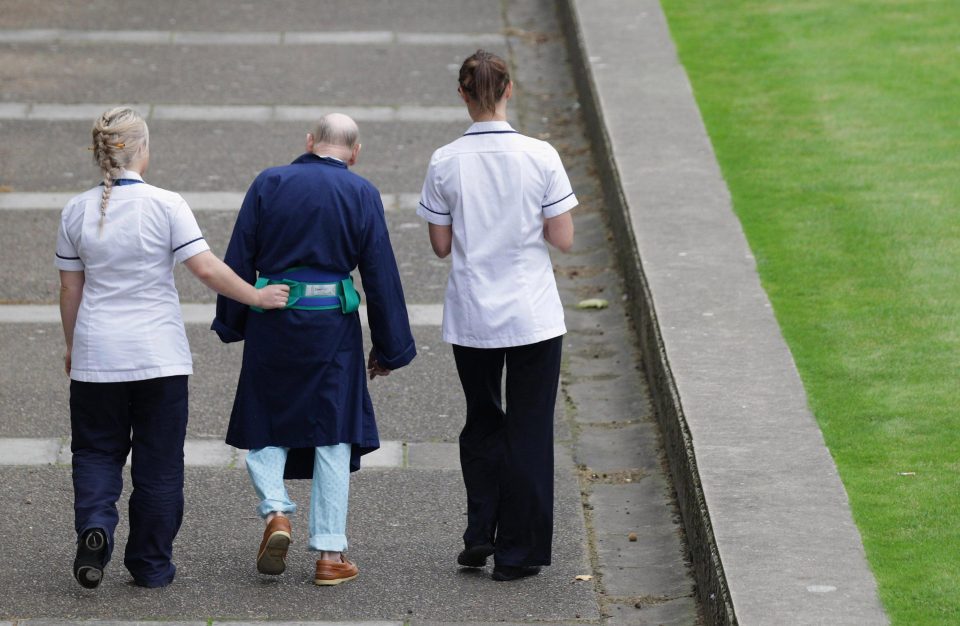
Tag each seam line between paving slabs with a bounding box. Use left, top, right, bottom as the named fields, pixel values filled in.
left=0, top=28, right=507, bottom=47
left=0, top=103, right=470, bottom=123
left=0, top=192, right=421, bottom=211
left=0, top=437, right=459, bottom=471
left=0, top=617, right=404, bottom=626
left=0, top=304, right=443, bottom=326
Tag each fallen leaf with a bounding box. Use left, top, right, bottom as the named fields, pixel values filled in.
left=576, top=298, right=609, bottom=310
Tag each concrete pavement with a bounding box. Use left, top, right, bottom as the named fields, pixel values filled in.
left=4, top=0, right=886, bottom=621
left=0, top=0, right=696, bottom=624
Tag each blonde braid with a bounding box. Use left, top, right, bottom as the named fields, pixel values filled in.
left=91, top=107, right=149, bottom=237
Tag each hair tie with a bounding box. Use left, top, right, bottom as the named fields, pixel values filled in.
left=87, top=143, right=125, bottom=150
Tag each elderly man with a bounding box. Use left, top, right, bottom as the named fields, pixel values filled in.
left=213, top=113, right=416, bottom=585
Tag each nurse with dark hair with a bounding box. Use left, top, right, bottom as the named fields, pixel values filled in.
left=418, top=50, right=577, bottom=582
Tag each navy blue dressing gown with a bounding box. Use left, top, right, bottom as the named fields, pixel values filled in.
left=212, top=153, right=416, bottom=477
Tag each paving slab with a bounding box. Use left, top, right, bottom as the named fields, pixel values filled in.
left=0, top=324, right=69, bottom=437
left=0, top=316, right=570, bottom=446
left=172, top=622, right=392, bottom=625
left=413, top=623, right=582, bottom=626
left=0, top=324, right=464, bottom=443
left=0, top=104, right=470, bottom=124
left=0, top=0, right=701, bottom=623
left=0, top=191, right=418, bottom=211
left=0, top=304, right=442, bottom=326
left=212, top=622, right=401, bottom=626
left=559, top=0, right=888, bottom=622
left=21, top=622, right=206, bottom=626
left=0, top=119, right=464, bottom=193
left=1, top=436, right=419, bottom=469
left=0, top=462, right=597, bottom=622
left=564, top=375, right=654, bottom=426
left=604, top=596, right=700, bottom=626
left=591, top=480, right=692, bottom=600
left=574, top=420, right=662, bottom=475
left=0, top=0, right=504, bottom=33
left=0, top=43, right=471, bottom=106
left=0, top=209, right=450, bottom=305
left=17, top=622, right=401, bottom=626
left=363, top=440, right=403, bottom=468
left=189, top=323, right=472, bottom=444
left=406, top=442, right=460, bottom=470
left=182, top=438, right=235, bottom=466
left=0, top=436, right=60, bottom=464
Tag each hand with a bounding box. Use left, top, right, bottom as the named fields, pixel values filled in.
left=64, top=350, right=71, bottom=376
left=367, top=348, right=391, bottom=380
left=257, top=284, right=290, bottom=309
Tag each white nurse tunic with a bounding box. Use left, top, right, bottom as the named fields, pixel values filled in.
left=418, top=121, right=578, bottom=348
left=54, top=170, right=210, bottom=382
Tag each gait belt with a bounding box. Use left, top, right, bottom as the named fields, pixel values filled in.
left=250, top=267, right=360, bottom=314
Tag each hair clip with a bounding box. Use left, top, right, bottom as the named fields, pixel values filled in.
left=87, top=143, right=125, bottom=150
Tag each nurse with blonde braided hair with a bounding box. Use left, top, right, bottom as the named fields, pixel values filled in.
left=90, top=109, right=145, bottom=236
left=56, top=106, right=289, bottom=589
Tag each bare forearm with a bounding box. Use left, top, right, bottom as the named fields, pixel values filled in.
left=544, top=212, right=574, bottom=253
left=184, top=251, right=261, bottom=306
left=59, top=292, right=81, bottom=349
left=58, top=272, right=84, bottom=350
left=184, top=250, right=289, bottom=309
left=199, top=267, right=261, bottom=306
left=428, top=223, right=452, bottom=258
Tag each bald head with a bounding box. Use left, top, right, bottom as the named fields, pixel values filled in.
left=312, top=113, right=359, bottom=148
left=306, top=113, right=361, bottom=165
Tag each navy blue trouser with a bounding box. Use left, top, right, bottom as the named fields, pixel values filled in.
left=452, top=336, right=563, bottom=567
left=70, top=375, right=188, bottom=587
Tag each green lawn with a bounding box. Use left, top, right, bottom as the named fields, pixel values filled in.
left=657, top=1, right=960, bottom=623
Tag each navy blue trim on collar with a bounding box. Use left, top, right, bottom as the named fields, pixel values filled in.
left=292, top=153, right=348, bottom=169
left=463, top=130, right=520, bottom=136
left=419, top=201, right=450, bottom=216
left=56, top=252, right=81, bottom=260
left=172, top=236, right=205, bottom=253
left=99, top=179, right=144, bottom=186
left=543, top=191, right=575, bottom=208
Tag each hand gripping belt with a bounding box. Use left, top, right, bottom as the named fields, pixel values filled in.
left=250, top=267, right=360, bottom=314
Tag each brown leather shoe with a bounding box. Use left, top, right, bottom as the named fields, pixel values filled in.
left=314, top=555, right=359, bottom=586
left=256, top=515, right=291, bottom=575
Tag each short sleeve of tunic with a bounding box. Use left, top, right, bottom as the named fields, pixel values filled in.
left=54, top=207, right=84, bottom=271
left=170, top=197, right=210, bottom=263
left=541, top=147, right=578, bottom=218
left=417, top=152, right=453, bottom=226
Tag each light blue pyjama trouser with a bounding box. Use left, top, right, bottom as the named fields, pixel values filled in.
left=245, top=444, right=351, bottom=552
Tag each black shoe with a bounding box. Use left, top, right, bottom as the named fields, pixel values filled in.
left=491, top=564, right=542, bottom=581
left=457, top=543, right=495, bottom=567
left=74, top=528, right=108, bottom=589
